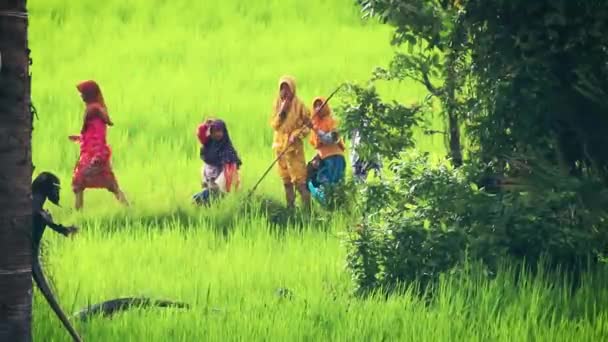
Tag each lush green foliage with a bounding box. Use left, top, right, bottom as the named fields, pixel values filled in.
left=338, top=84, right=425, bottom=161
left=357, top=0, right=467, bottom=166
left=341, top=0, right=608, bottom=295
left=464, top=0, right=608, bottom=175
left=346, top=153, right=608, bottom=295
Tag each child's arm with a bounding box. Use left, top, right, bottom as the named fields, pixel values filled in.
left=271, top=99, right=288, bottom=130
left=271, top=114, right=283, bottom=130
left=197, top=123, right=211, bottom=145
left=68, top=135, right=81, bottom=143
left=289, top=107, right=311, bottom=142
left=40, top=210, right=78, bottom=237
left=299, top=107, right=311, bottom=136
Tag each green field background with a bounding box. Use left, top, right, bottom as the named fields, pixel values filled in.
left=27, top=0, right=608, bottom=340
left=30, top=0, right=435, bottom=217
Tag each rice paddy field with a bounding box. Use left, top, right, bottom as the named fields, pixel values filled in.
left=28, top=0, right=608, bottom=340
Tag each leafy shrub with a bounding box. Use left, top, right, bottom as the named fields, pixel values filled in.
left=345, top=152, right=608, bottom=296
left=340, top=0, right=608, bottom=298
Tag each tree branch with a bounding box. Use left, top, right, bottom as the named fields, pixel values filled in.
left=422, top=70, right=442, bottom=96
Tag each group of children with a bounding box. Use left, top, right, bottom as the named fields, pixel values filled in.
left=194, top=75, right=381, bottom=209
left=65, top=77, right=380, bottom=211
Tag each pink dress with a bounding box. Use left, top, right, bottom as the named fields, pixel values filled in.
left=71, top=107, right=118, bottom=193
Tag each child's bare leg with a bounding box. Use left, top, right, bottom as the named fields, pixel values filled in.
left=74, top=191, right=84, bottom=211
left=284, top=183, right=296, bottom=209
left=296, top=182, right=311, bottom=210
left=115, top=189, right=129, bottom=206
left=109, top=183, right=129, bottom=206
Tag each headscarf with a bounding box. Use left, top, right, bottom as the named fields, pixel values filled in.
left=77, top=80, right=106, bottom=107
left=271, top=75, right=310, bottom=135
left=77, top=80, right=112, bottom=131
left=309, top=96, right=344, bottom=150
left=278, top=75, right=297, bottom=98
left=311, top=96, right=335, bottom=129
left=200, top=119, right=242, bottom=168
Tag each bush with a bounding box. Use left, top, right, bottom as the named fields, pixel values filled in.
left=340, top=0, right=608, bottom=298
left=345, top=152, right=608, bottom=296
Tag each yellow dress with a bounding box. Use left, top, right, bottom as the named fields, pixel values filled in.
left=270, top=76, right=311, bottom=185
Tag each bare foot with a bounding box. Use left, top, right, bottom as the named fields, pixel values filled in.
left=74, top=192, right=84, bottom=211
left=115, top=190, right=130, bottom=207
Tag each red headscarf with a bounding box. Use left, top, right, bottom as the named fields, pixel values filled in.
left=77, top=80, right=112, bottom=127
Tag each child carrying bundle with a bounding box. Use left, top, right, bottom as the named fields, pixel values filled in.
left=306, top=97, right=346, bottom=205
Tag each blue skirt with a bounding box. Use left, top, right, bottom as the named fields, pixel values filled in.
left=307, top=155, right=346, bottom=204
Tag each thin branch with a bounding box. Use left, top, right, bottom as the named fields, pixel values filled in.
left=422, top=70, right=442, bottom=96
left=424, top=129, right=447, bottom=136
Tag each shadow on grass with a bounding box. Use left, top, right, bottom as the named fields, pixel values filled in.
left=76, top=194, right=347, bottom=238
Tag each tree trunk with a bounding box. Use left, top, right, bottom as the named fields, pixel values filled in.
left=443, top=16, right=465, bottom=168
left=0, top=0, right=34, bottom=341
left=444, top=57, right=463, bottom=168
left=447, top=113, right=463, bottom=167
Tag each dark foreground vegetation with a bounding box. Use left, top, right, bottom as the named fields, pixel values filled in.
left=340, top=0, right=608, bottom=295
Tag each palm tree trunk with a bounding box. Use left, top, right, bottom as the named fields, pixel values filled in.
left=0, top=0, right=34, bottom=341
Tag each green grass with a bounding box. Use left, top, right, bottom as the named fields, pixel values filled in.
left=30, top=0, right=438, bottom=216
left=35, top=219, right=608, bottom=341
left=28, top=0, right=608, bottom=340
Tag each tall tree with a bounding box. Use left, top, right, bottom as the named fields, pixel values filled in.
left=0, top=0, right=34, bottom=341
left=343, top=0, right=608, bottom=296
left=357, top=0, right=466, bottom=167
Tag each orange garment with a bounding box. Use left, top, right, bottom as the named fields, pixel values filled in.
left=223, top=163, right=240, bottom=192
left=309, top=97, right=345, bottom=159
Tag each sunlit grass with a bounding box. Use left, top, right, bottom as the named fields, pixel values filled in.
left=36, top=219, right=608, bottom=340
